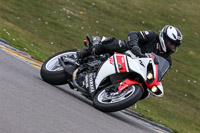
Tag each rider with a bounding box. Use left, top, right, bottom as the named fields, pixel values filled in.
left=77, top=25, right=183, bottom=66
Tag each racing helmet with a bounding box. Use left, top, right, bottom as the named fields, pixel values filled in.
left=159, top=25, right=183, bottom=54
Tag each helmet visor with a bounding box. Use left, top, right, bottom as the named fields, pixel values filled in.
left=165, top=36, right=181, bottom=53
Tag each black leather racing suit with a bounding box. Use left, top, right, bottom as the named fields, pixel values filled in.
left=128, top=30, right=172, bottom=65
left=93, top=30, right=172, bottom=66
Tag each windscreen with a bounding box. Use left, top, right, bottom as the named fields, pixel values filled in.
left=152, top=53, right=170, bottom=81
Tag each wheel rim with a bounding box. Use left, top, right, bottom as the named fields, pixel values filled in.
left=45, top=52, right=76, bottom=71
left=97, top=85, right=136, bottom=104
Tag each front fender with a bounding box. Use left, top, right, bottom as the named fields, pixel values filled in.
left=118, top=79, right=144, bottom=92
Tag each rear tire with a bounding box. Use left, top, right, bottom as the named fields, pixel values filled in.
left=40, top=50, right=77, bottom=85
left=93, top=85, right=143, bottom=112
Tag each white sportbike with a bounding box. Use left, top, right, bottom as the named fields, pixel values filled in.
left=40, top=36, right=170, bottom=112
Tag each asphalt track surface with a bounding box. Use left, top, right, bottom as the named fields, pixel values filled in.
left=0, top=49, right=158, bottom=133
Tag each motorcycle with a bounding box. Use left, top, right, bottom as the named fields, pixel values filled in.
left=40, top=35, right=170, bottom=112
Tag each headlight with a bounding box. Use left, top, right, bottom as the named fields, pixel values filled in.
left=151, top=86, right=158, bottom=93
left=147, top=73, right=153, bottom=80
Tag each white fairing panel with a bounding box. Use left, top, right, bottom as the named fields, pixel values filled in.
left=95, top=57, right=116, bottom=89
left=127, top=56, right=152, bottom=80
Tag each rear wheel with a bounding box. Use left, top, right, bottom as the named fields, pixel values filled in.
left=40, top=50, right=77, bottom=85
left=93, top=85, right=143, bottom=112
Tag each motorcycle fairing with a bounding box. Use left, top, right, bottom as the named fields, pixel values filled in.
left=94, top=52, right=164, bottom=98
left=145, top=54, right=164, bottom=97
left=95, top=52, right=150, bottom=89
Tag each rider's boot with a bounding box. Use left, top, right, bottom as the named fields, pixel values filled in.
left=76, top=45, right=100, bottom=59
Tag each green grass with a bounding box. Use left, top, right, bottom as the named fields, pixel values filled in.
left=0, top=0, right=200, bottom=132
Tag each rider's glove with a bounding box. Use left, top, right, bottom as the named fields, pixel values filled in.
left=131, top=46, right=142, bottom=57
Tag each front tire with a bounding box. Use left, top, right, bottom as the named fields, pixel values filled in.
left=93, top=85, right=143, bottom=112
left=40, top=50, right=77, bottom=85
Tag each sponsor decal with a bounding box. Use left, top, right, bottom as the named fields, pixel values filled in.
left=88, top=73, right=95, bottom=93
left=115, top=53, right=128, bottom=73
left=109, top=57, right=114, bottom=65
left=139, top=60, right=145, bottom=67
left=85, top=74, right=89, bottom=88
left=118, top=84, right=129, bottom=92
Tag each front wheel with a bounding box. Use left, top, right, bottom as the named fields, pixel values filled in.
left=40, top=50, right=77, bottom=85
left=93, top=85, right=143, bottom=112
